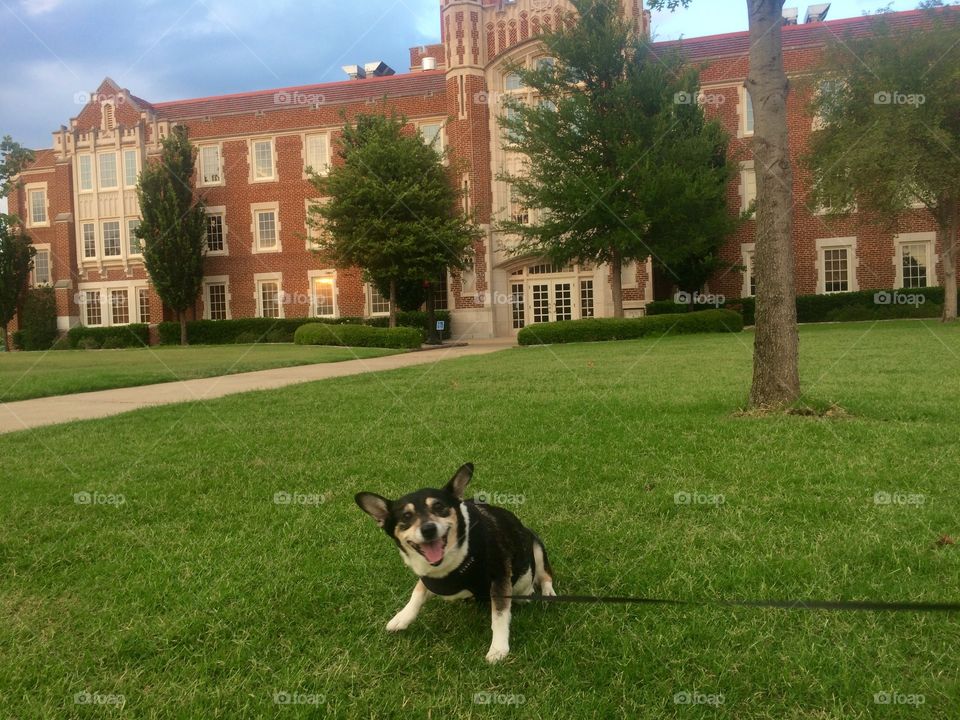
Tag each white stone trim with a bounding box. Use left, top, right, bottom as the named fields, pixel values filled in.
left=202, top=275, right=232, bottom=320
left=301, top=132, right=331, bottom=178
left=739, top=161, right=756, bottom=212
left=24, top=182, right=50, bottom=228
left=30, top=243, right=52, bottom=286
left=740, top=242, right=756, bottom=297
left=253, top=272, right=284, bottom=319
left=307, top=269, right=338, bottom=318
left=738, top=85, right=754, bottom=138
left=248, top=137, right=277, bottom=183
left=250, top=202, right=281, bottom=254
left=205, top=205, right=229, bottom=256
left=197, top=143, right=225, bottom=187
left=815, top=236, right=859, bottom=294
left=893, top=231, right=938, bottom=289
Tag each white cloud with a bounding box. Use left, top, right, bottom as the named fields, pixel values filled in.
left=19, top=0, right=63, bottom=17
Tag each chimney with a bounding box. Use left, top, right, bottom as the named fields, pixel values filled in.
left=804, top=3, right=831, bottom=23
left=363, top=61, right=396, bottom=78
left=423, top=56, right=437, bottom=71
left=782, top=7, right=799, bottom=25
left=342, top=64, right=366, bottom=80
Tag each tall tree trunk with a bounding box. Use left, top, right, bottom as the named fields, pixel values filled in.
left=940, top=198, right=959, bottom=322
left=179, top=310, right=188, bottom=346
left=424, top=278, right=441, bottom=345
left=610, top=248, right=624, bottom=318
left=747, top=0, right=801, bottom=409
left=389, top=279, right=397, bottom=329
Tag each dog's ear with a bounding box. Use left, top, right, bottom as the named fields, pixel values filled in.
left=355, top=492, right=392, bottom=527
left=444, top=463, right=474, bottom=501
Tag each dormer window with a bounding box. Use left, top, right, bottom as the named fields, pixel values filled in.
left=102, top=102, right=116, bottom=131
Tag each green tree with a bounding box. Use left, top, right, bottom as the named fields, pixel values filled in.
left=498, top=0, right=736, bottom=318
left=650, top=0, right=800, bottom=409
left=806, top=5, right=960, bottom=321
left=136, top=125, right=207, bottom=345
left=0, top=216, right=35, bottom=351
left=1, top=135, right=35, bottom=224
left=310, top=111, right=475, bottom=336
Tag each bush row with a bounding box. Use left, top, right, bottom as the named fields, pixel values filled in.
left=294, top=323, right=423, bottom=349
left=12, top=287, right=59, bottom=351
left=157, top=310, right=451, bottom=345
left=517, top=309, right=743, bottom=346
left=66, top=324, right=150, bottom=350
left=647, top=287, right=953, bottom=325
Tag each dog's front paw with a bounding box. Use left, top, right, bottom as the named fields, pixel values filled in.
left=386, top=611, right=416, bottom=632
left=541, top=581, right=557, bottom=598
left=485, top=644, right=510, bottom=663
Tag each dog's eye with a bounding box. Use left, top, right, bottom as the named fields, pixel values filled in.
left=400, top=511, right=414, bottom=523
left=432, top=503, right=447, bottom=514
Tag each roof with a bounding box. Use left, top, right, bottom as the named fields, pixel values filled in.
left=651, top=8, right=951, bottom=62
left=22, top=149, right=57, bottom=170
left=151, top=70, right=447, bottom=120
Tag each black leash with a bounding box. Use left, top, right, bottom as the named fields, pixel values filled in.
left=482, top=594, right=960, bottom=613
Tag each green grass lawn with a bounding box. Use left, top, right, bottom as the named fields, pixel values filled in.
left=1, top=320, right=958, bottom=719
left=0, top=344, right=401, bottom=402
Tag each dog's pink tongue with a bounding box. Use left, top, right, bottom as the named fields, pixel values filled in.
left=421, top=540, right=445, bottom=564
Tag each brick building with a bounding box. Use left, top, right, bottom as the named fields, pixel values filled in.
left=5, top=1, right=948, bottom=341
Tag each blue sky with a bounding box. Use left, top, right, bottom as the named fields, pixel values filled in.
left=0, top=0, right=924, bottom=150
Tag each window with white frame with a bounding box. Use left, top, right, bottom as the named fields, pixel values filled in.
left=82, top=223, right=97, bottom=258
left=252, top=139, right=275, bottom=181
left=742, top=87, right=755, bottom=136
left=580, top=279, right=594, bottom=318
left=127, top=219, right=142, bottom=255
left=205, top=280, right=229, bottom=320
left=111, top=289, right=130, bottom=325
left=138, top=288, right=151, bottom=323
left=896, top=234, right=934, bottom=289
left=741, top=244, right=756, bottom=297
left=305, top=199, right=327, bottom=248
left=432, top=273, right=449, bottom=311
left=102, top=221, right=122, bottom=257
left=206, top=212, right=226, bottom=254
left=84, top=291, right=102, bottom=325
left=367, top=284, right=390, bottom=315
left=509, top=185, right=529, bottom=224
left=27, top=187, right=47, bottom=226
left=78, top=154, right=93, bottom=191
left=311, top=273, right=337, bottom=317
left=32, top=248, right=51, bottom=286
left=199, top=145, right=222, bottom=185
left=123, top=149, right=138, bottom=188
left=256, top=277, right=282, bottom=318
left=304, top=134, right=330, bottom=176
left=741, top=164, right=757, bottom=211
left=253, top=206, right=279, bottom=252
left=817, top=238, right=857, bottom=294
left=98, top=152, right=118, bottom=189
left=419, top=122, right=443, bottom=150
left=505, top=72, right=524, bottom=91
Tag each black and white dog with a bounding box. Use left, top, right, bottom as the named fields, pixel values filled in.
left=355, top=463, right=555, bottom=663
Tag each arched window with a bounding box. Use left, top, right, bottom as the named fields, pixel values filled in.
left=102, top=103, right=116, bottom=131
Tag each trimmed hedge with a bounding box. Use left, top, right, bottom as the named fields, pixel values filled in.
left=647, top=287, right=952, bottom=326
left=67, top=324, right=150, bottom=349
left=294, top=323, right=423, bottom=349
left=14, top=287, right=59, bottom=351
left=367, top=310, right=452, bottom=340
left=517, top=309, right=743, bottom=346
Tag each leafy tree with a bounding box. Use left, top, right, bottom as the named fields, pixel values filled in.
left=1, top=135, right=34, bottom=224
left=136, top=125, right=207, bottom=345
left=0, top=216, right=35, bottom=351
left=310, top=111, right=475, bottom=337
left=806, top=5, right=960, bottom=320
left=498, top=0, right=736, bottom=319
left=650, top=0, right=800, bottom=409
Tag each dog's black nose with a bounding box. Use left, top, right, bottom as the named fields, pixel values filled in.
left=421, top=522, right=438, bottom=540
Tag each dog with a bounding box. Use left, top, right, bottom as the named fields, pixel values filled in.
left=355, top=463, right=555, bottom=663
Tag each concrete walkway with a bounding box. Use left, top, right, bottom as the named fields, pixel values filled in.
left=0, top=340, right=514, bottom=435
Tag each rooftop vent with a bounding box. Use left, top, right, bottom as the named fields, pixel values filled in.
left=364, top=61, right=395, bottom=78
left=805, top=3, right=831, bottom=23
left=422, top=56, right=437, bottom=71
left=342, top=64, right=366, bottom=80
left=782, top=7, right=799, bottom=25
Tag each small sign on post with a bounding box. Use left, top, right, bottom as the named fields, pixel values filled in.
left=436, top=320, right=446, bottom=332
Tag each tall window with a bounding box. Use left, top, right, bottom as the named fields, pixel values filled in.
left=510, top=186, right=529, bottom=224
left=99, top=153, right=118, bottom=189
left=32, top=250, right=51, bottom=286
left=82, top=223, right=97, bottom=258
left=255, top=209, right=278, bottom=251
left=304, top=134, right=329, bottom=175
left=312, top=276, right=336, bottom=317
left=745, top=250, right=756, bottom=297
left=200, top=145, right=222, bottom=185
left=28, top=188, right=47, bottom=226
left=743, top=89, right=755, bottom=135
left=207, top=283, right=228, bottom=320
left=111, top=290, right=129, bottom=325
left=206, top=214, right=225, bottom=253
left=123, top=149, right=138, bottom=188
left=511, top=282, right=525, bottom=329
left=419, top=122, right=443, bottom=150
left=102, top=221, right=122, bottom=257
left=580, top=279, right=594, bottom=318
left=901, top=243, right=929, bottom=289
left=258, top=280, right=281, bottom=318
left=505, top=72, right=524, bottom=91
left=432, top=274, right=449, bottom=311
left=78, top=154, right=93, bottom=191
left=138, top=288, right=151, bottom=323
left=368, top=285, right=390, bottom=315
left=742, top=166, right=757, bottom=209
left=253, top=140, right=274, bottom=180
left=85, top=291, right=102, bottom=326
left=127, top=219, right=142, bottom=255
left=823, top=248, right=850, bottom=293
